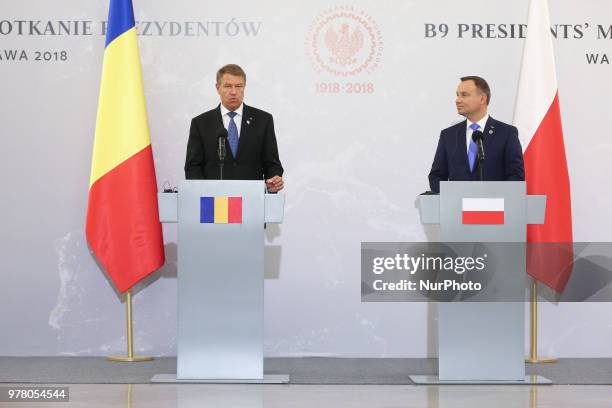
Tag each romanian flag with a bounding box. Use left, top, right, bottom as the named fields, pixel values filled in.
left=200, top=197, right=243, bottom=224
left=462, top=198, right=505, bottom=225
left=85, top=0, right=165, bottom=293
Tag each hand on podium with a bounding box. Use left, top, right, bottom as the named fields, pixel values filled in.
left=266, top=176, right=284, bottom=193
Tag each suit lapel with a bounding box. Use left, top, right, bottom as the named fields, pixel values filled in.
left=456, top=120, right=470, bottom=173
left=236, top=104, right=252, bottom=159
left=214, top=104, right=224, bottom=132
left=214, top=104, right=234, bottom=161
left=214, top=104, right=232, bottom=160
left=482, top=116, right=495, bottom=152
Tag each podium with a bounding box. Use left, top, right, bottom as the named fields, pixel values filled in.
left=412, top=181, right=551, bottom=384
left=151, top=180, right=288, bottom=383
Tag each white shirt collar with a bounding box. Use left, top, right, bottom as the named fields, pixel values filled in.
left=465, top=113, right=489, bottom=153
left=220, top=103, right=244, bottom=118
left=467, top=113, right=489, bottom=132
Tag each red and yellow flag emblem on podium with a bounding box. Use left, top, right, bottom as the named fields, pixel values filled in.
left=86, top=0, right=165, bottom=293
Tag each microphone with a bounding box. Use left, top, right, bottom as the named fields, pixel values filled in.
left=217, top=127, right=228, bottom=161
left=217, top=127, right=228, bottom=180
left=472, top=130, right=485, bottom=162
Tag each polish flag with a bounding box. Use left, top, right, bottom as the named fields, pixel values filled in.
left=513, top=0, right=573, bottom=292
left=462, top=198, right=505, bottom=225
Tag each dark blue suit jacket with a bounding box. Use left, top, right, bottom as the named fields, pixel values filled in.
left=428, top=116, right=525, bottom=193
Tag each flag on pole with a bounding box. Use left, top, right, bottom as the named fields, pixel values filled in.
left=513, top=0, right=573, bottom=292
left=86, top=0, right=165, bottom=293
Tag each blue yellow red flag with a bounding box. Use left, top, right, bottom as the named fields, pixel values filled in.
left=86, top=0, right=165, bottom=293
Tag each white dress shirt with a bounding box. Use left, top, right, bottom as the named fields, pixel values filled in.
left=466, top=114, right=489, bottom=154
left=220, top=103, right=244, bottom=137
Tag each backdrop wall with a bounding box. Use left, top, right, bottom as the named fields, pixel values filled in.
left=1, top=0, right=611, bottom=357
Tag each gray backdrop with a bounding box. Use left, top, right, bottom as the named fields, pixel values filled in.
left=1, top=0, right=611, bottom=357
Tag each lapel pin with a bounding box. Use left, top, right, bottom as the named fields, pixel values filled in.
left=489, top=129, right=493, bottom=134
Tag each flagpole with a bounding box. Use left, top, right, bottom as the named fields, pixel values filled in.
left=529, top=383, right=537, bottom=408
left=108, top=289, right=153, bottom=362
left=526, top=279, right=557, bottom=364
left=125, top=384, right=133, bottom=408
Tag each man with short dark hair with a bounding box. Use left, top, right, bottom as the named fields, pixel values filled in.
left=428, top=76, right=524, bottom=193
left=185, top=64, right=284, bottom=192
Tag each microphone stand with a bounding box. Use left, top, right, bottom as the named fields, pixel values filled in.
left=477, top=149, right=484, bottom=181
left=218, top=136, right=226, bottom=180
left=472, top=131, right=485, bottom=182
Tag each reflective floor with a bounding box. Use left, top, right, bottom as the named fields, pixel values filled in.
left=3, top=384, right=612, bottom=408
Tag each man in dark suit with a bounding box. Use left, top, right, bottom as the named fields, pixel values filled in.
left=185, top=64, right=284, bottom=192
left=428, top=76, right=524, bottom=193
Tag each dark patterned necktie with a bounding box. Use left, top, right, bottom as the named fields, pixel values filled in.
left=227, top=111, right=239, bottom=158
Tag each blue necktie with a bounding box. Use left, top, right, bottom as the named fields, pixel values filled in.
left=468, top=123, right=480, bottom=172
left=227, top=111, right=239, bottom=158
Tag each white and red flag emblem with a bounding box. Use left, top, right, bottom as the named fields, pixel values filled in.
left=462, top=198, right=505, bottom=225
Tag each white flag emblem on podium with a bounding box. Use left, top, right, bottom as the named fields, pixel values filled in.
left=462, top=198, right=505, bottom=225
